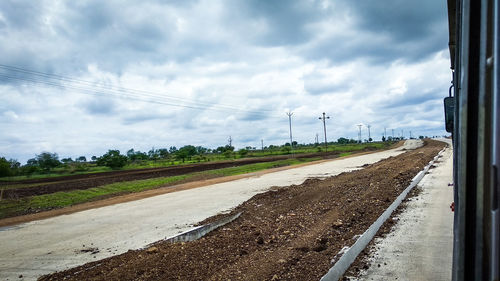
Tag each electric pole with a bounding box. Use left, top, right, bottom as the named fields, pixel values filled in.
left=357, top=124, right=363, bottom=143
left=286, top=112, right=293, bottom=149
left=228, top=136, right=232, bottom=147
left=315, top=133, right=319, bottom=145
left=319, top=112, right=330, bottom=152
left=367, top=124, right=371, bottom=142
left=392, top=129, right=395, bottom=139
left=261, top=139, right=264, bottom=151
left=384, top=127, right=387, bottom=139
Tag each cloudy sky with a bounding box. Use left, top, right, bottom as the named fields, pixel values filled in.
left=0, top=0, right=450, bottom=163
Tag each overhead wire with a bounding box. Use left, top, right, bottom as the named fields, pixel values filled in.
left=0, top=63, right=271, bottom=112
left=0, top=64, right=282, bottom=118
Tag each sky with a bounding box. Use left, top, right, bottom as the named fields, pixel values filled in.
left=0, top=0, right=451, bottom=164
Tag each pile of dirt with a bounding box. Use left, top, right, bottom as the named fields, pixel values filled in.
left=40, top=140, right=444, bottom=281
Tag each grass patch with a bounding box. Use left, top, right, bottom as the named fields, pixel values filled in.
left=339, top=152, right=352, bottom=157
left=0, top=175, right=189, bottom=219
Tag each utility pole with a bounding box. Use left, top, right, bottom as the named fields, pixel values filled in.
left=357, top=124, right=363, bottom=143
left=319, top=112, right=330, bottom=152
left=384, top=127, right=387, bottom=139
left=286, top=112, right=293, bottom=149
left=410, top=131, right=412, bottom=139
left=261, top=139, right=264, bottom=151
left=392, top=129, right=395, bottom=139
left=367, top=124, right=371, bottom=142
left=228, top=136, right=232, bottom=147
left=315, top=133, right=319, bottom=145
left=401, top=129, right=404, bottom=139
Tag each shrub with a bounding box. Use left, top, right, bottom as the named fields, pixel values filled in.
left=97, top=150, right=128, bottom=169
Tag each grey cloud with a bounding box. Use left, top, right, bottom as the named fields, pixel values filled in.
left=224, top=0, right=325, bottom=46
left=83, top=98, right=115, bottom=115
left=348, top=0, right=447, bottom=42
left=300, top=0, right=448, bottom=65
left=0, top=1, right=44, bottom=29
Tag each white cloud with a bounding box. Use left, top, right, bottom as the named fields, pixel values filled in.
left=0, top=0, right=451, bottom=163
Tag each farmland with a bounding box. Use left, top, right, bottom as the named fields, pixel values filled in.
left=0, top=142, right=394, bottom=221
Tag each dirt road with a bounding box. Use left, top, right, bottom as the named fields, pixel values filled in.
left=0, top=140, right=423, bottom=281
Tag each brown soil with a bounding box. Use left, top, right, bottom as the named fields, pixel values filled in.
left=1, top=149, right=383, bottom=199
left=342, top=187, right=423, bottom=279
left=40, top=140, right=444, bottom=281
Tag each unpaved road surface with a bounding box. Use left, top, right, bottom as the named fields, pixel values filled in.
left=0, top=140, right=423, bottom=281
left=40, top=140, right=445, bottom=281
left=354, top=139, right=453, bottom=280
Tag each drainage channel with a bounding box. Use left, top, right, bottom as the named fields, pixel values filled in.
left=144, top=211, right=242, bottom=248
left=320, top=147, right=447, bottom=281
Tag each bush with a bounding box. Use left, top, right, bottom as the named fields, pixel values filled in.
left=97, top=150, right=128, bottom=169
left=281, top=146, right=291, bottom=154
left=238, top=149, right=249, bottom=157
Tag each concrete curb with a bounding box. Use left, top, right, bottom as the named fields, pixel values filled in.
left=320, top=147, right=447, bottom=281
left=145, top=212, right=242, bottom=247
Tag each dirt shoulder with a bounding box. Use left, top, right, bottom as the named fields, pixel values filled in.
left=40, top=140, right=445, bottom=281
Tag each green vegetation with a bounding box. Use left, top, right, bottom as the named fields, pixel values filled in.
left=0, top=158, right=320, bottom=219
left=0, top=140, right=396, bottom=181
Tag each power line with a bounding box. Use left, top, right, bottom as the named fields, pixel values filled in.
left=0, top=64, right=276, bottom=112
left=0, top=64, right=280, bottom=117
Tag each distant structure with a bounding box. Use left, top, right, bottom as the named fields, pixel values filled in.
left=286, top=112, right=293, bottom=149
left=367, top=124, right=372, bottom=142
left=357, top=124, right=363, bottom=143
left=319, top=113, right=330, bottom=152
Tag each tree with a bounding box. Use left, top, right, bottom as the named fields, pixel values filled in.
left=195, top=146, right=209, bottom=155
left=382, top=136, right=386, bottom=142
left=61, top=157, right=74, bottom=164
left=157, top=148, right=169, bottom=159
left=76, top=156, right=87, bottom=162
left=281, top=146, right=291, bottom=154
left=91, top=156, right=98, bottom=161
left=238, top=149, right=249, bottom=157
left=337, top=137, right=349, bottom=144
left=0, top=157, right=12, bottom=177
left=175, top=145, right=197, bottom=162
left=36, top=152, right=61, bottom=171
left=97, top=150, right=128, bottom=169
left=169, top=146, right=178, bottom=154
left=148, top=148, right=160, bottom=161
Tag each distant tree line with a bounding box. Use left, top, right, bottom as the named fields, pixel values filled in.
left=0, top=137, right=399, bottom=177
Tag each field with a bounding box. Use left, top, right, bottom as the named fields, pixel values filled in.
left=0, top=143, right=392, bottom=220
left=40, top=140, right=445, bottom=281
